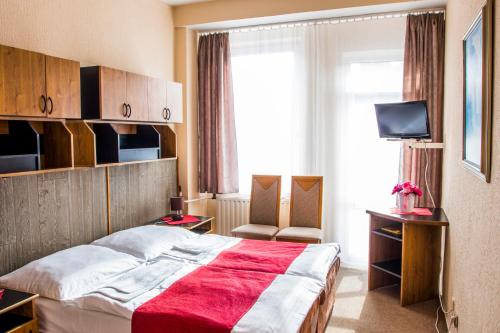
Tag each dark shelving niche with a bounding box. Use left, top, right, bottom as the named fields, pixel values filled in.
left=93, top=123, right=161, bottom=164
left=0, top=120, right=41, bottom=173
left=371, top=259, right=402, bottom=279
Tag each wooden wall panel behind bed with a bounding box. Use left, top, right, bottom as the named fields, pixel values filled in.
left=0, top=168, right=108, bottom=275
left=109, top=159, right=177, bottom=232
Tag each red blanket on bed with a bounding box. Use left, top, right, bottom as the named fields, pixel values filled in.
left=208, top=239, right=307, bottom=274
left=131, top=240, right=307, bottom=333
left=131, top=266, right=276, bottom=333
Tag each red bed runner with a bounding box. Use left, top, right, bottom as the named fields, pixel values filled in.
left=132, top=266, right=276, bottom=333
left=208, top=239, right=307, bottom=274
left=131, top=240, right=307, bottom=333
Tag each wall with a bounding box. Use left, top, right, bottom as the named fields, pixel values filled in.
left=441, top=0, right=500, bottom=331
left=0, top=0, right=174, bottom=79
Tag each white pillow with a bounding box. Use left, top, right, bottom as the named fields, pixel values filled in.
left=92, top=225, right=196, bottom=260
left=0, top=245, right=141, bottom=300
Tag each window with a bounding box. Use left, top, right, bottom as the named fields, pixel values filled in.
left=229, top=18, right=406, bottom=267
left=232, top=52, right=296, bottom=194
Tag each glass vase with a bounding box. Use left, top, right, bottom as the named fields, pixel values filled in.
left=397, top=193, right=415, bottom=212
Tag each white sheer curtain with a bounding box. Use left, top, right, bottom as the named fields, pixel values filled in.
left=230, top=17, right=406, bottom=267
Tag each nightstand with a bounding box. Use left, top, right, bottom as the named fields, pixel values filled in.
left=151, top=215, right=216, bottom=235
left=0, top=289, right=38, bottom=333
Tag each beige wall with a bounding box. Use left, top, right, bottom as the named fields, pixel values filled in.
left=0, top=0, right=174, bottom=80
left=442, top=0, right=500, bottom=331
left=173, top=0, right=411, bottom=27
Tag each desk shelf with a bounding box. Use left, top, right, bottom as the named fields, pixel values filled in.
left=371, top=259, right=402, bottom=279
left=372, top=229, right=402, bottom=242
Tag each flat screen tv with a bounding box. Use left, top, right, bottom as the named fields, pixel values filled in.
left=374, top=101, right=431, bottom=139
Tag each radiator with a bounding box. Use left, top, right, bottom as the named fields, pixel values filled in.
left=216, top=196, right=290, bottom=236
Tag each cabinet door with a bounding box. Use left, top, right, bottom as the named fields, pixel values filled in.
left=148, top=77, right=167, bottom=122
left=165, top=81, right=183, bottom=123
left=45, top=56, right=81, bottom=119
left=0, top=45, right=46, bottom=117
left=99, top=67, right=127, bottom=120
left=126, top=73, right=149, bottom=121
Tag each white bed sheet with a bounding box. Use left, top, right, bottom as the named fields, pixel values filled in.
left=161, top=235, right=341, bottom=286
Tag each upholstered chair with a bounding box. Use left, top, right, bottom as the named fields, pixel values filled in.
left=276, top=176, right=323, bottom=243
left=232, top=175, right=281, bottom=240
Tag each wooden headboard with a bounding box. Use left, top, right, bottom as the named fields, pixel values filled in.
left=109, top=159, right=178, bottom=232
left=0, top=159, right=177, bottom=275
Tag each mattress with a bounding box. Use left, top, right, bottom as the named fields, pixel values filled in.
left=36, top=291, right=322, bottom=333
left=34, top=258, right=322, bottom=333
left=37, top=297, right=131, bottom=333
left=35, top=258, right=340, bottom=333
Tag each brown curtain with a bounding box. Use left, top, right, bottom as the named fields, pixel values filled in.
left=198, top=33, right=239, bottom=194
left=402, top=13, right=445, bottom=207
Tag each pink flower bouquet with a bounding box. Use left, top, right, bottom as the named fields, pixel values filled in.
left=391, top=181, right=423, bottom=197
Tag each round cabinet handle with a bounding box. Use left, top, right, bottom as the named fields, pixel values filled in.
left=122, top=103, right=128, bottom=117
left=166, top=108, right=171, bottom=121
left=47, top=97, right=53, bottom=114
left=39, top=95, right=46, bottom=113
left=162, top=107, right=167, bottom=120
left=127, top=104, right=132, bottom=118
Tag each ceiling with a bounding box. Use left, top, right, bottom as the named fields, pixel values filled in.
left=162, top=0, right=212, bottom=6
left=189, top=0, right=447, bottom=30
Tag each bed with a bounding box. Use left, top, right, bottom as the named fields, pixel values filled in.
left=0, top=226, right=341, bottom=333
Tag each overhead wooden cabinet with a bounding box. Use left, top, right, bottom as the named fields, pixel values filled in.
left=81, top=66, right=182, bottom=123
left=45, top=55, right=81, bottom=119
left=166, top=81, right=183, bottom=123
left=148, top=77, right=167, bottom=122
left=99, top=67, right=128, bottom=120
left=125, top=72, right=149, bottom=121
left=0, top=45, right=80, bottom=119
left=0, top=45, right=46, bottom=117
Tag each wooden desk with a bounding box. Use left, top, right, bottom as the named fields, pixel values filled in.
left=366, top=208, right=449, bottom=306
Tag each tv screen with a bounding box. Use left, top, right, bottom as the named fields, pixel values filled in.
left=374, top=101, right=431, bottom=139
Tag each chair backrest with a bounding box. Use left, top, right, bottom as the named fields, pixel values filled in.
left=249, top=175, right=281, bottom=227
left=289, top=176, right=323, bottom=229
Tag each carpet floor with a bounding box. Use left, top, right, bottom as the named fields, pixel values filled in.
left=327, top=267, right=448, bottom=333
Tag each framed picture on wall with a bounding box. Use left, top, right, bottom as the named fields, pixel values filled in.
left=462, top=0, right=494, bottom=183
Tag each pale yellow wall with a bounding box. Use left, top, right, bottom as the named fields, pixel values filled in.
left=0, top=0, right=174, bottom=80
left=173, top=0, right=411, bottom=27
left=442, top=0, right=500, bottom=331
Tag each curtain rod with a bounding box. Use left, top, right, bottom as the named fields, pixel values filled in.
left=198, top=8, right=445, bottom=35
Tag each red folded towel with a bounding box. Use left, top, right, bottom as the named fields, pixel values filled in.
left=390, top=207, right=433, bottom=216
left=161, top=215, right=201, bottom=225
